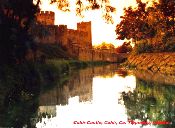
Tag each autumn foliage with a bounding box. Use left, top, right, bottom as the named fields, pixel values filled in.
left=116, top=0, right=175, bottom=53
left=116, top=1, right=156, bottom=41
left=115, top=42, right=132, bottom=53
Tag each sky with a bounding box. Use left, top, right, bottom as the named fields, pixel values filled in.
left=39, top=0, right=152, bottom=47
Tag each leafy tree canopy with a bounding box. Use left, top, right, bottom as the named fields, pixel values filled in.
left=115, top=41, right=132, bottom=53
left=41, top=0, right=116, bottom=23
left=116, top=1, right=156, bottom=41
left=116, top=0, right=175, bottom=41
left=94, top=42, right=115, bottom=50
left=0, top=0, right=40, bottom=64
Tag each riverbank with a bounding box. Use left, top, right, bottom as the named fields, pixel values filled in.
left=127, top=53, right=175, bottom=74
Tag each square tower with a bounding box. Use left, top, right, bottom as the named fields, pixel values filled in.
left=36, top=11, right=55, bottom=25
left=77, top=21, right=92, bottom=48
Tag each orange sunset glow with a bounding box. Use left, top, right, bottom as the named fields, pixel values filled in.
left=38, top=0, right=152, bottom=47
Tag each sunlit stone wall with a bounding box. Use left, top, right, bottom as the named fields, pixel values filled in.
left=128, top=53, right=175, bottom=74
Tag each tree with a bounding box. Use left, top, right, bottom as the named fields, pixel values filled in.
left=50, top=0, right=116, bottom=23
left=115, top=41, right=132, bottom=53
left=0, top=0, right=40, bottom=64
left=146, top=6, right=165, bottom=34
left=158, top=0, right=175, bottom=35
left=0, top=1, right=41, bottom=127
left=116, top=1, right=156, bottom=41
left=94, top=42, right=115, bottom=50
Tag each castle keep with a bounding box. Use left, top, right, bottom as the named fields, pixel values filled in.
left=36, top=11, right=55, bottom=25
left=33, top=11, right=119, bottom=62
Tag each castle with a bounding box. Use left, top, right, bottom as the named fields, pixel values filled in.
left=33, top=11, right=119, bottom=62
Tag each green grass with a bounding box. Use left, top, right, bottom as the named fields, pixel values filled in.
left=38, top=43, right=70, bottom=59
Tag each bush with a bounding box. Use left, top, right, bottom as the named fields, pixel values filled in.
left=132, top=35, right=175, bottom=54
left=163, top=36, right=175, bottom=52
left=115, top=42, right=132, bottom=53
left=133, top=41, right=153, bottom=54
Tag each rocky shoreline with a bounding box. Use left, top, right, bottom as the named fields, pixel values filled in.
left=127, top=53, right=175, bottom=75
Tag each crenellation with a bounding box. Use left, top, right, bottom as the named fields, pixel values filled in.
left=39, top=11, right=55, bottom=15
left=58, top=25, right=67, bottom=30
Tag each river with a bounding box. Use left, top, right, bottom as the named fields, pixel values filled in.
left=34, top=64, right=175, bottom=128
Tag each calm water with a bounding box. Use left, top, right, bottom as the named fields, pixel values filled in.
left=35, top=65, right=175, bottom=128
left=1, top=65, right=175, bottom=127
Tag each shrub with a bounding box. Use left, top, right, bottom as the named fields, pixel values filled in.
left=163, top=36, right=175, bottom=52
left=133, top=41, right=153, bottom=54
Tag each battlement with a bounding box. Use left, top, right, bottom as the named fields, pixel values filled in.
left=77, top=21, right=91, bottom=25
left=39, top=11, right=55, bottom=15
left=77, top=21, right=91, bottom=31
left=77, top=21, right=91, bottom=30
left=58, top=25, right=67, bottom=30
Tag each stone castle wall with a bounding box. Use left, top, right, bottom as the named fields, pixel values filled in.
left=128, top=53, right=175, bottom=74
left=36, top=11, right=55, bottom=25
left=34, top=11, right=119, bottom=62
left=77, top=22, right=92, bottom=48
left=33, top=25, right=57, bottom=44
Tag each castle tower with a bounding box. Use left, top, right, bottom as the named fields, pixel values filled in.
left=56, top=25, right=68, bottom=46
left=77, top=21, right=92, bottom=48
left=36, top=11, right=55, bottom=25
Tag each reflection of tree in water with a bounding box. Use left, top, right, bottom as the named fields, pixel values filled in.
left=0, top=63, right=69, bottom=127
left=121, top=78, right=175, bottom=127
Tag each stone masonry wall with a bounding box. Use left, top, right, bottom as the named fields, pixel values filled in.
left=128, top=53, right=175, bottom=74
left=33, top=25, right=57, bottom=44
left=36, top=11, right=55, bottom=25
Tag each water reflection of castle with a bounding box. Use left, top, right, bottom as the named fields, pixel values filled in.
left=38, top=65, right=117, bottom=116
